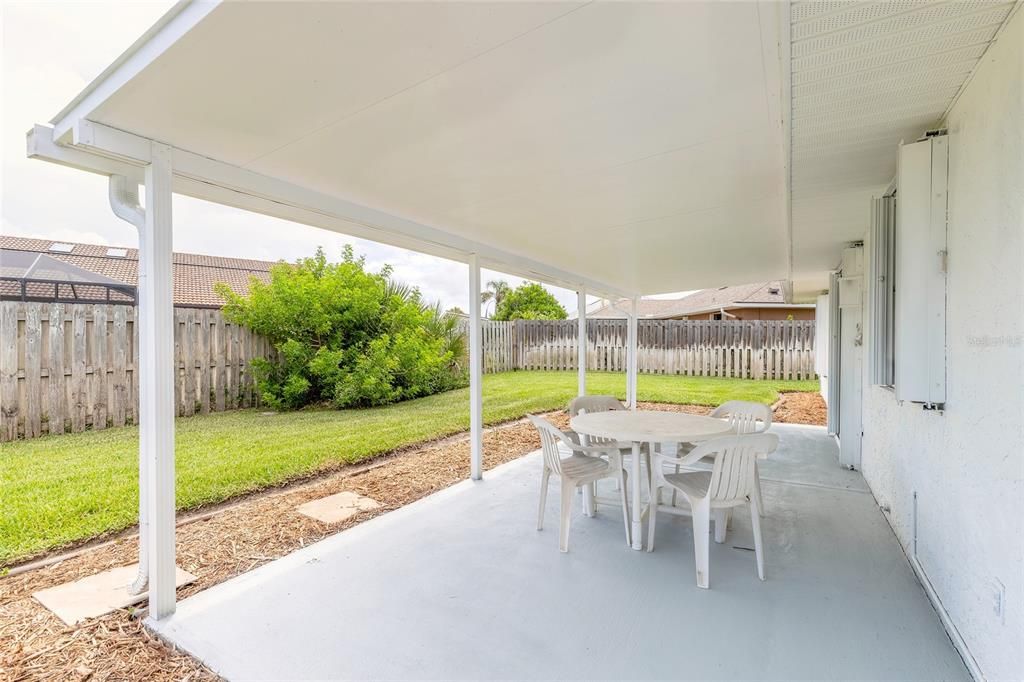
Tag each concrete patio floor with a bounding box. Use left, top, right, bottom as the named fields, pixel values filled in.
left=151, top=424, right=967, bottom=681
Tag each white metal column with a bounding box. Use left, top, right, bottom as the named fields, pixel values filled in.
left=626, top=296, right=639, bottom=408
left=577, top=289, right=586, bottom=396
left=468, top=255, right=483, bottom=480
left=141, top=143, right=176, bottom=619
left=626, top=295, right=642, bottom=549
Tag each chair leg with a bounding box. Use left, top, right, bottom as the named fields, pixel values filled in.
left=618, top=468, right=631, bottom=548
left=691, top=499, right=711, bottom=589
left=646, top=483, right=659, bottom=552
left=713, top=508, right=728, bottom=544
left=750, top=499, right=765, bottom=581
left=644, top=447, right=653, bottom=500
left=537, top=466, right=551, bottom=531
left=671, top=462, right=680, bottom=507
left=559, top=479, right=574, bottom=552
left=753, top=462, right=766, bottom=517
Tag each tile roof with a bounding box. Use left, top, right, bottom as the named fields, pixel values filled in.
left=588, top=281, right=792, bottom=319
left=0, top=235, right=277, bottom=308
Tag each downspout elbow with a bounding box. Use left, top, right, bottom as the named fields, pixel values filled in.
left=109, top=175, right=144, bottom=228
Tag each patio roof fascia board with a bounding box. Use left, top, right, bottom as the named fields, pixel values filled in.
left=27, top=124, right=144, bottom=184
left=49, top=0, right=220, bottom=142
left=33, top=121, right=633, bottom=300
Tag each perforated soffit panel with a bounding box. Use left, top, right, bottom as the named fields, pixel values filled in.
left=789, top=0, right=1016, bottom=200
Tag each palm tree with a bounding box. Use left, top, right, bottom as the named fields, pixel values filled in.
left=480, top=279, right=511, bottom=318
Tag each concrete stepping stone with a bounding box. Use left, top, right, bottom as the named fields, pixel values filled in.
left=33, top=564, right=196, bottom=625
left=296, top=491, right=381, bottom=524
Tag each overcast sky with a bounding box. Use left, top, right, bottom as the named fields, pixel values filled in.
left=2, top=1, right=687, bottom=314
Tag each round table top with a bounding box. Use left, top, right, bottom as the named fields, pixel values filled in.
left=570, top=409, right=734, bottom=443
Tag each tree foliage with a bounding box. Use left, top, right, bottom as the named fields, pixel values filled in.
left=216, top=247, right=467, bottom=410
left=492, top=282, right=568, bottom=321
left=480, top=280, right=511, bottom=317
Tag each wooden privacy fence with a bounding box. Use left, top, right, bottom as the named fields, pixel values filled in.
left=1, top=302, right=272, bottom=442
left=3, top=306, right=813, bottom=442
left=480, top=319, right=815, bottom=380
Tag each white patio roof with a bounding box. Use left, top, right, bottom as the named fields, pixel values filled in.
left=32, top=0, right=1017, bottom=298
left=40, top=0, right=790, bottom=298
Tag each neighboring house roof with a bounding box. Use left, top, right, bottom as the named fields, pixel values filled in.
left=587, top=281, right=808, bottom=319
left=0, top=236, right=277, bottom=308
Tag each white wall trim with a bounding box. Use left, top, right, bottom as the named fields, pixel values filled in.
left=876, top=496, right=985, bottom=681
left=909, top=555, right=985, bottom=682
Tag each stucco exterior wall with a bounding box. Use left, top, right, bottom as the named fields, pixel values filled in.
left=859, top=11, right=1023, bottom=680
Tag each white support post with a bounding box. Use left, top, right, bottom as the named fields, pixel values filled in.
left=141, top=143, right=176, bottom=619
left=577, top=289, right=587, bottom=396
left=468, top=255, right=483, bottom=480
left=627, top=296, right=639, bottom=409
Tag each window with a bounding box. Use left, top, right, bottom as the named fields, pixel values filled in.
left=106, top=247, right=128, bottom=258
left=48, top=242, right=73, bottom=253
left=870, top=194, right=895, bottom=386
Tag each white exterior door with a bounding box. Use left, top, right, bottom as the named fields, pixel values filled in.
left=838, top=300, right=863, bottom=469
left=836, top=247, right=864, bottom=470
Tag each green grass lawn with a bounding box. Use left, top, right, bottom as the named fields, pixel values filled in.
left=0, top=371, right=816, bottom=566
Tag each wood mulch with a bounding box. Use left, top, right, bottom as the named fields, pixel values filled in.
left=771, top=391, right=827, bottom=426
left=0, top=416, right=556, bottom=682
left=0, top=394, right=823, bottom=681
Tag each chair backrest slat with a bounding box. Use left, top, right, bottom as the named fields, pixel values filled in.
left=653, top=434, right=778, bottom=504
left=710, top=400, right=772, bottom=435
left=529, top=415, right=570, bottom=474
left=568, top=395, right=626, bottom=446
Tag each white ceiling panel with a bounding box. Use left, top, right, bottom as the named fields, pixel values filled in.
left=788, top=0, right=1016, bottom=295
left=55, top=1, right=788, bottom=296
left=46, top=0, right=1017, bottom=299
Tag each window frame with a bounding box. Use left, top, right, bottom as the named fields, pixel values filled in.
left=870, top=193, right=896, bottom=387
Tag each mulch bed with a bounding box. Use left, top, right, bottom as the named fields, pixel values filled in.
left=0, top=395, right=823, bottom=681
left=0, top=417, right=552, bottom=682
left=772, top=391, right=827, bottom=426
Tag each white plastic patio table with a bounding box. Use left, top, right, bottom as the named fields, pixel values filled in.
left=570, top=410, right=734, bottom=550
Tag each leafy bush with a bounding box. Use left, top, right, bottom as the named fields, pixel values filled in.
left=493, top=282, right=568, bottom=320
left=217, top=247, right=466, bottom=409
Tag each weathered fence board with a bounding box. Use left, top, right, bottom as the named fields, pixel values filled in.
left=6, top=304, right=814, bottom=443
left=475, top=319, right=815, bottom=380
left=1, top=302, right=272, bottom=442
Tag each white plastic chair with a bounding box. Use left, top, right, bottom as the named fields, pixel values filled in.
left=567, top=396, right=651, bottom=497
left=676, top=400, right=773, bottom=515
left=648, top=433, right=779, bottom=588
left=528, top=415, right=631, bottom=552
left=709, top=401, right=772, bottom=516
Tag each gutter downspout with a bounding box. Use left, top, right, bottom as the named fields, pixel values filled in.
left=108, top=175, right=148, bottom=597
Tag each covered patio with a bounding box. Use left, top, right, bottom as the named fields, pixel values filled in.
left=25, top=0, right=1022, bottom=679
left=150, top=424, right=967, bottom=680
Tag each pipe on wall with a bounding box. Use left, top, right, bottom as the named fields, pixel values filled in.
left=108, top=174, right=149, bottom=597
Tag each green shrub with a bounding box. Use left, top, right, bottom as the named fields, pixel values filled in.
left=493, top=282, right=568, bottom=320
left=217, top=247, right=466, bottom=409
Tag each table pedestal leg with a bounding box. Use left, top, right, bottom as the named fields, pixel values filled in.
left=631, top=441, right=643, bottom=550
